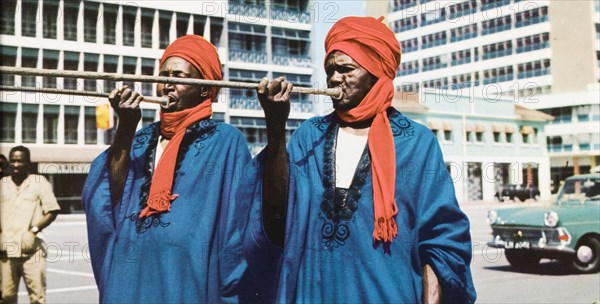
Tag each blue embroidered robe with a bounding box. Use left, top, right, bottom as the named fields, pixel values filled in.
left=82, top=120, right=255, bottom=303
left=243, top=108, right=476, bottom=304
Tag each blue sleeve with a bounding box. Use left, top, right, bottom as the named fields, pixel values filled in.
left=81, top=149, right=117, bottom=292
left=241, top=151, right=284, bottom=303
left=415, top=139, right=476, bottom=304
left=215, top=129, right=258, bottom=303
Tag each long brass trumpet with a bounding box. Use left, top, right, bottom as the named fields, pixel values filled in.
left=0, top=66, right=342, bottom=105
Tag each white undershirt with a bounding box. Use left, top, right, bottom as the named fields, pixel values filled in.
left=334, top=127, right=369, bottom=189
left=154, top=136, right=168, bottom=170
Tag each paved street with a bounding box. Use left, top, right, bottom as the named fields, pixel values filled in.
left=15, top=201, right=600, bottom=303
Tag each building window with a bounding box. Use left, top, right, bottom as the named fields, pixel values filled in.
left=506, top=132, right=513, bottom=143
left=450, top=24, right=477, bottom=42
left=450, top=73, right=473, bottom=89
left=63, top=52, right=80, bottom=90
left=475, top=131, right=484, bottom=143
left=421, top=7, right=446, bottom=26
left=421, top=31, right=446, bottom=49
left=394, top=15, right=418, bottom=32
left=482, top=40, right=512, bottom=60
left=423, top=77, right=448, bottom=89
left=483, top=65, right=513, bottom=85
left=450, top=49, right=471, bottom=66
left=516, top=6, right=548, bottom=28
left=1, top=0, right=16, bottom=35
left=103, top=55, right=118, bottom=93
left=0, top=102, right=17, bottom=142
left=422, top=55, right=448, bottom=72
left=44, top=105, right=60, bottom=144
left=122, top=6, right=136, bottom=46
left=84, top=53, right=99, bottom=91
left=193, top=15, right=206, bottom=36
left=544, top=107, right=572, bottom=124
left=22, top=104, right=38, bottom=143
left=43, top=0, right=59, bottom=39
left=22, top=0, right=38, bottom=37
left=272, top=27, right=310, bottom=66
left=122, top=56, right=137, bottom=89
left=493, top=131, right=501, bottom=143
left=400, top=38, right=418, bottom=53
left=142, top=109, right=156, bottom=126
left=521, top=125, right=535, bottom=144
left=103, top=4, right=118, bottom=45
left=43, top=50, right=59, bottom=88
left=482, top=15, right=511, bottom=35
left=399, top=60, right=419, bottom=76
left=63, top=1, right=79, bottom=41
left=228, top=22, right=267, bottom=63
left=84, top=107, right=97, bottom=144
left=466, top=131, right=475, bottom=143
left=447, top=0, right=477, bottom=18
left=84, top=2, right=99, bottom=43
left=159, top=11, right=172, bottom=49
left=176, top=13, right=189, bottom=38
left=21, top=48, right=39, bottom=87
left=210, top=17, right=224, bottom=47
left=141, top=58, right=155, bottom=96
left=444, top=130, right=453, bottom=142
left=516, top=33, right=550, bottom=53
left=64, top=105, right=79, bottom=144
left=141, top=9, right=154, bottom=48
left=517, top=59, right=551, bottom=79
left=1, top=46, right=17, bottom=85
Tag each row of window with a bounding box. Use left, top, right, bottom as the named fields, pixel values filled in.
left=1, top=0, right=225, bottom=49
left=399, top=57, right=551, bottom=84
left=0, top=102, right=156, bottom=145
left=542, top=106, right=600, bottom=124
left=393, top=5, right=548, bottom=33
left=401, top=29, right=550, bottom=56
left=1, top=46, right=313, bottom=100
left=428, top=123, right=540, bottom=145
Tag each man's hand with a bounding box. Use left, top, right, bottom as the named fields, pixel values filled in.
left=257, top=77, right=292, bottom=248
left=108, top=85, right=143, bottom=128
left=257, top=77, right=292, bottom=129
left=108, top=86, right=143, bottom=205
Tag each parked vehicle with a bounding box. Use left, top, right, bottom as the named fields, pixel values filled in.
left=487, top=173, right=600, bottom=273
left=494, top=184, right=540, bottom=202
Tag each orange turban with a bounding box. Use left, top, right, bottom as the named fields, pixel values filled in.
left=325, top=16, right=402, bottom=242
left=140, top=35, right=222, bottom=218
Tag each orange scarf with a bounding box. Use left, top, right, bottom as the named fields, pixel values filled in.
left=325, top=16, right=402, bottom=242
left=138, top=35, right=222, bottom=218
left=138, top=101, right=212, bottom=218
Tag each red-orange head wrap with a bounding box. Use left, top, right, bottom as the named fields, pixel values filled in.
left=325, top=16, right=402, bottom=242
left=140, top=35, right=222, bottom=218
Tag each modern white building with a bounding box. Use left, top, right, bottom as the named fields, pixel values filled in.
left=394, top=89, right=552, bottom=202
left=0, top=0, right=321, bottom=211
left=388, top=0, right=600, bottom=97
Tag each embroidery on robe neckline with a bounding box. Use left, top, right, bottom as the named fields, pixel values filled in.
left=319, top=118, right=371, bottom=249
left=128, top=120, right=217, bottom=234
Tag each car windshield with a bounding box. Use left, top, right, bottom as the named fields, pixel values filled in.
left=557, top=178, right=600, bottom=204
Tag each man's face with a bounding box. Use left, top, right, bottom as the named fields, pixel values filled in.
left=9, top=151, right=29, bottom=178
left=325, top=51, right=377, bottom=111
left=156, top=56, right=208, bottom=113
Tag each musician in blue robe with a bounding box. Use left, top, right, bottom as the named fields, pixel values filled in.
left=82, top=35, right=255, bottom=303
left=243, top=17, right=476, bottom=304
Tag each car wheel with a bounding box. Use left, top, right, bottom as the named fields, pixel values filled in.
left=571, top=237, right=600, bottom=273
left=505, top=249, right=541, bottom=267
